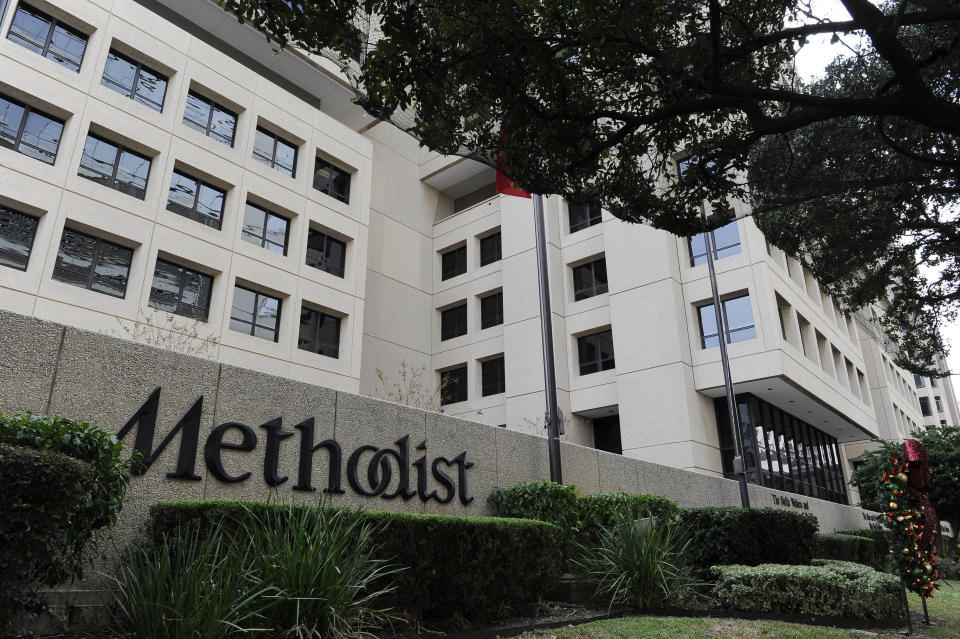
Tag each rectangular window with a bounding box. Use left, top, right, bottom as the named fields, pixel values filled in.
left=688, top=219, right=741, bottom=266
left=914, top=374, right=925, bottom=388
left=935, top=396, right=943, bottom=413
left=0, top=205, right=39, bottom=271
left=305, top=228, right=346, bottom=277
left=182, top=91, right=236, bottom=147
left=101, top=49, right=167, bottom=112
left=482, top=357, right=506, bottom=396
left=0, top=94, right=64, bottom=164
left=241, top=202, right=289, bottom=255
left=440, top=366, right=468, bottom=405
left=919, top=397, right=932, bottom=417
left=568, top=203, right=602, bottom=233
left=7, top=3, right=87, bottom=71
left=441, top=303, right=468, bottom=341
left=931, top=377, right=938, bottom=388
left=441, top=245, right=467, bottom=280
left=52, top=227, right=132, bottom=298
left=698, top=294, right=756, bottom=348
left=148, top=259, right=213, bottom=321
left=166, top=170, right=225, bottom=229
left=252, top=126, right=297, bottom=177
left=480, top=291, right=503, bottom=329
left=578, top=329, right=615, bottom=375
left=229, top=285, right=281, bottom=342
left=313, top=157, right=350, bottom=203
left=298, top=306, right=340, bottom=358
left=572, top=257, right=608, bottom=301
left=78, top=134, right=151, bottom=199
left=479, top=232, right=501, bottom=266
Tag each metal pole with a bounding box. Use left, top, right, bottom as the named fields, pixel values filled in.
left=533, top=194, right=563, bottom=484
left=701, top=204, right=750, bottom=507
left=901, top=578, right=914, bottom=634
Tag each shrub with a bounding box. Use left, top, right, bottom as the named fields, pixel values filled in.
left=678, top=507, right=818, bottom=571
left=577, top=492, right=679, bottom=543
left=813, top=533, right=887, bottom=571
left=712, top=560, right=902, bottom=623
left=488, top=480, right=581, bottom=530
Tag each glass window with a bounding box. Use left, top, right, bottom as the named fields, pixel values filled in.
left=441, top=303, right=468, bottom=341
left=440, top=366, right=468, bottom=405
left=479, top=232, right=501, bottom=266
left=0, top=205, right=39, bottom=271
left=182, top=91, right=237, bottom=147
left=698, top=294, right=756, bottom=348
left=52, top=228, right=132, bottom=298
left=441, top=245, right=466, bottom=280
left=568, top=203, right=602, bottom=233
left=578, top=329, right=615, bottom=375
left=914, top=374, right=925, bottom=388
left=298, top=306, right=341, bottom=358
left=305, top=228, right=346, bottom=277
left=148, top=259, right=213, bottom=321
left=482, top=357, right=506, bottom=396
left=7, top=3, right=87, bottom=71
left=688, top=218, right=741, bottom=266
left=572, top=257, right=608, bottom=301
left=480, top=291, right=503, bottom=329
left=241, top=202, right=289, bottom=255
left=919, top=397, right=932, bottom=417
left=313, top=157, right=350, bottom=203
left=78, top=134, right=151, bottom=199
left=166, top=170, right=225, bottom=229
left=0, top=94, right=64, bottom=164
left=935, top=396, right=943, bottom=413
left=101, top=49, right=168, bottom=112
left=252, top=127, right=297, bottom=177
left=229, top=285, right=281, bottom=342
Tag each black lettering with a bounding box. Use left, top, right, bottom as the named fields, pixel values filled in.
left=260, top=418, right=293, bottom=486
left=292, top=418, right=344, bottom=494
left=347, top=445, right=386, bottom=496
left=452, top=451, right=475, bottom=505
left=430, top=457, right=456, bottom=504
left=373, top=436, right=416, bottom=500
left=204, top=422, right=257, bottom=483
left=117, top=387, right=202, bottom=480
left=414, top=440, right=436, bottom=502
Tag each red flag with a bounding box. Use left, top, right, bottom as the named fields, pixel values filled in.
left=496, top=130, right=531, bottom=198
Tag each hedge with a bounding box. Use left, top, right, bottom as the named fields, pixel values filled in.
left=678, top=507, right=818, bottom=570
left=712, top=560, right=902, bottom=623
left=812, top=533, right=886, bottom=571
left=577, top=492, right=679, bottom=542
left=148, top=500, right=565, bottom=620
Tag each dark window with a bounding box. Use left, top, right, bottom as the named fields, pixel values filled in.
left=931, top=377, right=938, bottom=388
left=229, top=286, right=281, bottom=342
left=441, top=245, right=466, bottom=280
left=480, top=291, right=503, bottom=329
left=698, top=294, right=755, bottom=348
left=0, top=94, right=64, bottom=164
left=441, top=303, right=468, bottom=341
left=479, top=232, right=501, bottom=266
left=148, top=259, right=213, bottom=321
left=688, top=219, right=741, bottom=266
left=166, top=170, right=225, bottom=229
left=568, top=203, right=602, bottom=233
left=298, top=306, right=340, bottom=358
left=182, top=91, right=236, bottom=147
left=313, top=157, right=350, bottom=203
left=101, top=49, right=167, bottom=112
left=593, top=415, right=622, bottom=455
left=78, top=134, right=151, bottom=199
left=241, top=202, right=289, bottom=255
left=572, top=257, right=608, bottom=301
left=52, top=228, right=132, bottom=298
left=919, top=397, right=932, bottom=417
left=935, top=396, right=943, bottom=413
left=482, top=357, right=506, bottom=396
left=306, top=228, right=346, bottom=277
left=440, top=366, right=468, bottom=405
left=578, top=329, right=615, bottom=375
left=7, top=3, right=87, bottom=71
left=252, top=126, right=297, bottom=177
left=914, top=374, right=925, bottom=388
left=0, top=205, right=39, bottom=271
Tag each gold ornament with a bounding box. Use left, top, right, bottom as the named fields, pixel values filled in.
left=896, top=472, right=908, bottom=483
left=924, top=564, right=933, bottom=574
left=889, top=501, right=898, bottom=510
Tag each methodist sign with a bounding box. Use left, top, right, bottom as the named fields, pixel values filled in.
left=117, top=388, right=476, bottom=505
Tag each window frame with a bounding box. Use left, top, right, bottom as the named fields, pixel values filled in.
left=313, top=156, right=351, bottom=203
left=148, top=258, right=213, bottom=321
left=697, top=294, right=756, bottom=349
left=78, top=133, right=152, bottom=200
left=480, top=291, right=503, bottom=329
left=100, top=48, right=168, bottom=112
left=166, top=169, right=225, bottom=229
left=0, top=93, right=64, bottom=165
left=688, top=218, right=742, bottom=267
left=252, top=126, right=298, bottom=177
left=7, top=2, right=87, bottom=71
left=572, top=257, right=609, bottom=301
left=229, top=285, right=282, bottom=342
left=298, top=305, right=341, bottom=358
left=577, top=329, right=615, bottom=376
left=182, top=90, right=237, bottom=147
left=481, top=357, right=506, bottom=396
left=0, top=204, right=39, bottom=271
left=52, top=227, right=133, bottom=298
left=479, top=231, right=502, bottom=267
left=441, top=302, right=468, bottom=341
left=441, top=245, right=467, bottom=280
left=305, top=228, right=346, bottom=277
left=568, top=203, right=602, bottom=233
left=440, top=365, right=468, bottom=405
left=919, top=396, right=932, bottom=417
left=241, top=201, right=290, bottom=256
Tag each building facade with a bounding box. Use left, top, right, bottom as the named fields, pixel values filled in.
left=1, top=0, right=955, bottom=506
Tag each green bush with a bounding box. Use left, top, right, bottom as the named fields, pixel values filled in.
left=577, top=492, right=679, bottom=543
left=678, top=507, right=818, bottom=571
left=712, top=560, right=902, bottom=623
left=813, top=533, right=887, bottom=571
left=488, top=480, right=581, bottom=530
left=0, top=443, right=94, bottom=630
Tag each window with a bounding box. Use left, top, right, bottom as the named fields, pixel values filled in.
left=298, top=306, right=340, bottom=358
left=101, top=49, right=167, bottom=112
left=482, top=357, right=506, bottom=396
left=914, top=374, right=925, bottom=388
left=52, top=228, right=132, bottom=298
left=441, top=303, right=467, bottom=341
left=688, top=219, right=741, bottom=266
left=252, top=126, right=297, bottom=177
left=241, top=202, right=289, bottom=255
left=7, top=3, right=86, bottom=71
left=453, top=183, right=496, bottom=213
left=0, top=205, right=39, bottom=271
left=313, top=157, right=350, bottom=203
left=479, top=232, right=501, bottom=266
left=0, top=94, right=64, bottom=164
left=166, top=170, right=225, bottom=229
left=919, top=397, right=932, bottom=417
left=935, top=396, right=944, bottom=413
left=569, top=203, right=602, bottom=233
left=480, top=291, right=503, bottom=329
left=572, top=257, right=608, bottom=301
left=441, top=245, right=467, bottom=280
left=440, top=366, right=468, bottom=405
left=148, top=259, right=213, bottom=321
left=182, top=91, right=236, bottom=147
left=305, top=228, right=346, bottom=277
left=931, top=377, right=938, bottom=388
left=578, top=329, right=615, bottom=375
left=229, top=286, right=281, bottom=342
left=78, top=134, right=151, bottom=199
left=698, top=294, right=756, bottom=348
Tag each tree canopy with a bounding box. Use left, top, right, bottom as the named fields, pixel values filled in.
left=219, top=0, right=960, bottom=373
